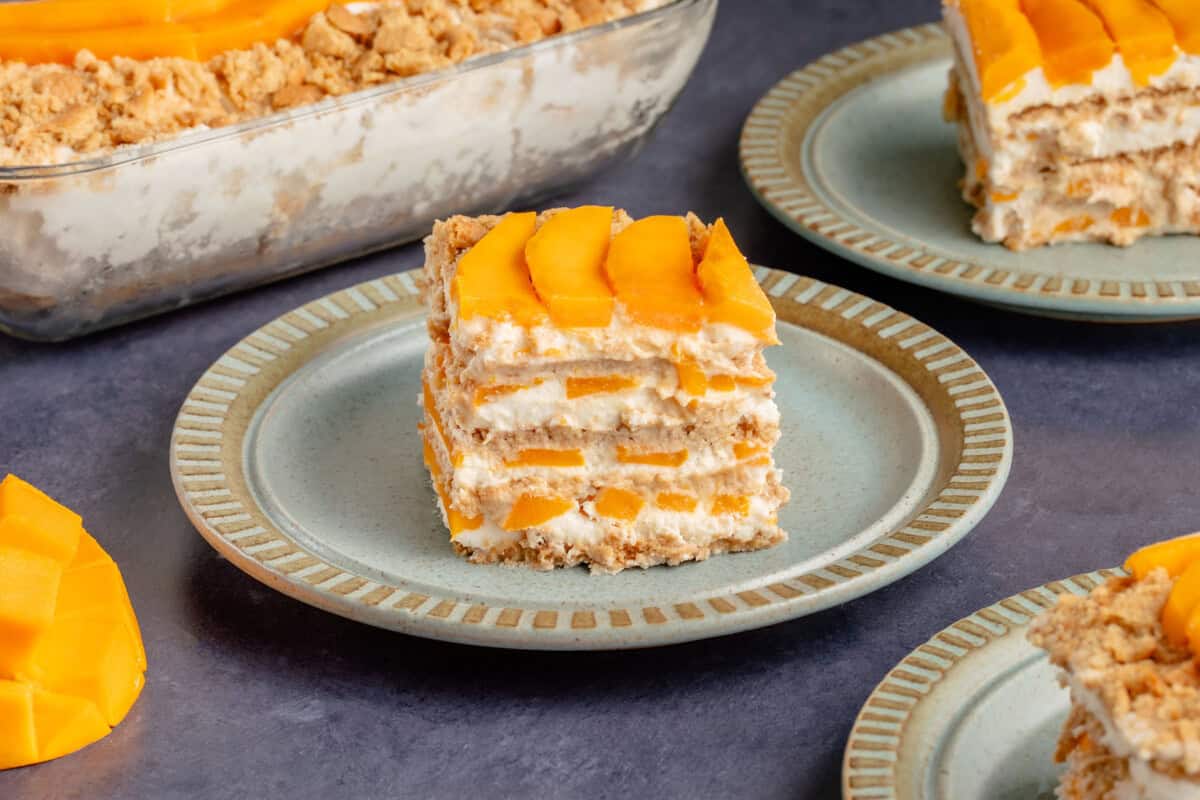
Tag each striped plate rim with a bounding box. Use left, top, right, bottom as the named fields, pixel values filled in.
left=841, top=568, right=1127, bottom=798
left=168, top=266, right=1012, bottom=649
left=740, top=24, right=1200, bottom=320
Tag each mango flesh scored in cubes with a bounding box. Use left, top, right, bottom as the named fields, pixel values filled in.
left=1021, top=0, right=1116, bottom=85
left=959, top=0, right=1044, bottom=101
left=504, top=449, right=586, bottom=468
left=712, top=495, right=751, bottom=516
left=615, top=447, right=689, bottom=467
left=604, top=216, right=705, bottom=332
left=0, top=680, right=36, bottom=769
left=33, top=690, right=109, bottom=764
left=0, top=474, right=83, bottom=564
left=57, top=534, right=147, bottom=674
left=594, top=489, right=644, bottom=521
left=1079, top=0, right=1178, bottom=84
left=696, top=219, right=778, bottom=343
left=1125, top=532, right=1200, bottom=579
left=525, top=206, right=616, bottom=328
left=655, top=493, right=698, bottom=513
left=452, top=212, right=547, bottom=327
left=1163, top=560, right=1200, bottom=647
left=1150, top=0, right=1200, bottom=52
left=29, top=612, right=144, bottom=727
left=565, top=376, right=638, bottom=399
left=503, top=495, right=574, bottom=531
left=0, top=546, right=63, bottom=671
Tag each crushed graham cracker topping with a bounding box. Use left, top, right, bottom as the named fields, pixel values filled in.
left=1029, top=570, right=1200, bottom=778
left=0, top=0, right=650, bottom=167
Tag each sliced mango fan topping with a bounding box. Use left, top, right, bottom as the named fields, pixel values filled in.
left=1124, top=532, right=1200, bottom=657
left=0, top=474, right=146, bottom=770
left=0, top=0, right=330, bottom=64
left=452, top=209, right=779, bottom=341
left=948, top=0, right=1196, bottom=101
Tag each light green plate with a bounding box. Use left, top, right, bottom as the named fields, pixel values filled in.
left=842, top=570, right=1125, bottom=799
left=169, top=267, right=1011, bottom=650
left=741, top=24, right=1200, bottom=323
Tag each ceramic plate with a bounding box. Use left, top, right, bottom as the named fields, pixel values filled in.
left=741, top=24, right=1200, bottom=322
left=169, top=267, right=1011, bottom=650
left=842, top=570, right=1126, bottom=799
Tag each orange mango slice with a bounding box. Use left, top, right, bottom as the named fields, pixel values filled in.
left=1079, top=0, right=1178, bottom=84
left=594, top=489, right=644, bottom=522
left=655, top=493, right=698, bottom=513
left=1021, top=0, right=1116, bottom=85
left=504, top=495, right=574, bottom=530
left=504, top=449, right=586, bottom=468
left=525, top=206, right=616, bottom=328
left=420, top=437, right=481, bottom=537
left=615, top=448, right=688, bottom=467
left=674, top=356, right=708, bottom=396
left=1124, top=532, right=1200, bottom=580
left=565, top=376, right=638, bottom=399
left=696, top=219, right=778, bottom=342
left=734, top=443, right=767, bottom=460
left=604, top=216, right=705, bottom=332
left=452, top=212, right=547, bottom=327
left=473, top=381, right=541, bottom=406
left=1111, top=206, right=1151, bottom=227
left=1162, top=559, right=1200, bottom=646
left=958, top=0, right=1044, bottom=101
left=0, top=23, right=200, bottom=64
left=709, top=375, right=736, bottom=392
left=1150, top=0, right=1200, bottom=53
left=712, top=495, right=751, bottom=516
left=0, top=0, right=231, bottom=30
left=191, top=0, right=329, bottom=60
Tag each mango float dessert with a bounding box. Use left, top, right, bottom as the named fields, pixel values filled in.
left=942, top=0, right=1200, bottom=249
left=420, top=208, right=789, bottom=573
left=1029, top=533, right=1200, bottom=799
left=0, top=0, right=657, bottom=166
left=0, top=475, right=146, bottom=770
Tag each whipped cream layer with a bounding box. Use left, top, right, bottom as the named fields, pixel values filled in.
left=1068, top=675, right=1200, bottom=800
left=461, top=376, right=778, bottom=432
left=451, top=307, right=765, bottom=373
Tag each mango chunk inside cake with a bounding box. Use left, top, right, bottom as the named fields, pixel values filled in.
left=419, top=208, right=789, bottom=573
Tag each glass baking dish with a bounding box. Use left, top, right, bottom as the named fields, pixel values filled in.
left=0, top=0, right=715, bottom=341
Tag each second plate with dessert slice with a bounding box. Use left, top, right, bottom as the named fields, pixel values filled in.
left=169, top=209, right=1011, bottom=649
left=742, top=19, right=1200, bottom=322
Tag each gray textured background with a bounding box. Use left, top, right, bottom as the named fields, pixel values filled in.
left=6, top=1, right=1200, bottom=797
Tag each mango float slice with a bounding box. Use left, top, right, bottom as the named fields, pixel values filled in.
left=452, top=212, right=547, bottom=327
left=1022, top=0, right=1116, bottom=86
left=696, top=218, right=778, bottom=342
left=525, top=206, right=616, bottom=328
left=0, top=475, right=146, bottom=770
left=604, top=216, right=705, bottom=332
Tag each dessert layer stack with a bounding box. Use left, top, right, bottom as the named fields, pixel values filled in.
left=943, top=0, right=1200, bottom=249
left=419, top=207, right=789, bottom=573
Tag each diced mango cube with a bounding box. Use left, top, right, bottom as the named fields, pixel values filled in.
left=33, top=690, right=109, bottom=764
left=503, top=496, right=574, bottom=531
left=655, top=493, right=699, bottom=513
left=615, top=448, right=689, bottom=467
left=0, top=475, right=83, bottom=564
left=565, top=376, right=639, bottom=399
left=0, top=680, right=37, bottom=770
left=696, top=219, right=778, bottom=342
left=59, top=535, right=147, bottom=673
left=525, top=206, right=616, bottom=327
left=0, top=545, right=63, bottom=635
left=594, top=488, right=645, bottom=522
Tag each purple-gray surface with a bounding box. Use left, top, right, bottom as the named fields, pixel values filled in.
left=4, top=1, right=1200, bottom=798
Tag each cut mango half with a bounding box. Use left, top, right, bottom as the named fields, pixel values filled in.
left=0, top=475, right=146, bottom=770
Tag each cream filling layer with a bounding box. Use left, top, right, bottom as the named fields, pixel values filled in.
left=1068, top=675, right=1200, bottom=800
left=451, top=302, right=764, bottom=371
left=463, top=375, right=779, bottom=431
left=451, top=494, right=780, bottom=551
left=945, top=6, right=1200, bottom=181
left=454, top=443, right=773, bottom=490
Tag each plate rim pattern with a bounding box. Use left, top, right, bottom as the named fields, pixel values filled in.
left=168, top=266, right=1012, bottom=650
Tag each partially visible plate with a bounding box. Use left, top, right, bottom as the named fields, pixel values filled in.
left=842, top=570, right=1125, bottom=799
left=740, top=24, right=1200, bottom=322
left=169, top=266, right=1011, bottom=650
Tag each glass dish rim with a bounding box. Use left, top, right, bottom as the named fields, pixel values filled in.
left=0, top=0, right=704, bottom=180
